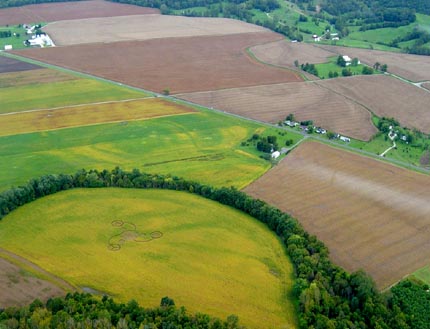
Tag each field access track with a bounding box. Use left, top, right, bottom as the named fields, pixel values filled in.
left=244, top=141, right=430, bottom=289
left=0, top=98, right=194, bottom=137
left=0, top=0, right=159, bottom=25
left=318, top=75, right=430, bottom=134
left=316, top=44, right=430, bottom=82
left=177, top=82, right=376, bottom=141
left=15, top=33, right=302, bottom=94
left=44, top=14, right=270, bottom=46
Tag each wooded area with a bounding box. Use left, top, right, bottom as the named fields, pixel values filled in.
left=0, top=168, right=415, bottom=328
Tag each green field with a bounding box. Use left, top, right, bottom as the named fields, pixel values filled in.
left=0, top=24, right=28, bottom=50
left=314, top=56, right=373, bottom=79
left=0, top=188, right=297, bottom=328
left=411, top=265, right=430, bottom=285
left=0, top=110, right=274, bottom=191
left=0, top=78, right=149, bottom=114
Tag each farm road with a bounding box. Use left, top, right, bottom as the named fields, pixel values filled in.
left=2, top=52, right=428, bottom=176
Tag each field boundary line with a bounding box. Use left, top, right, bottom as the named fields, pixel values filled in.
left=0, top=247, right=76, bottom=292
left=0, top=97, right=153, bottom=116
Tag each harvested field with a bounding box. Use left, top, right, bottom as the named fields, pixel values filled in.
left=316, top=44, right=430, bottom=82
left=423, top=83, right=430, bottom=91
left=177, top=82, right=376, bottom=140
left=250, top=39, right=333, bottom=68
left=0, top=98, right=194, bottom=136
left=0, top=0, right=159, bottom=26
left=45, top=14, right=270, bottom=46
left=0, top=68, right=77, bottom=87
left=0, top=254, right=66, bottom=308
left=244, top=141, right=430, bottom=289
left=318, top=75, right=430, bottom=134
left=0, top=55, right=40, bottom=73
left=15, top=33, right=303, bottom=94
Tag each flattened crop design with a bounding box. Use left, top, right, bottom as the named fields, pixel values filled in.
left=108, top=220, right=163, bottom=251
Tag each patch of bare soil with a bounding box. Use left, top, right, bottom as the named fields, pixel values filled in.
left=0, top=56, right=40, bottom=73
left=0, top=253, right=68, bottom=308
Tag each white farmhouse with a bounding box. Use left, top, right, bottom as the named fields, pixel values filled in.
left=271, top=151, right=280, bottom=159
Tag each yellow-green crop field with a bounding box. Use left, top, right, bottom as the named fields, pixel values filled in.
left=0, top=110, right=275, bottom=191
left=0, top=98, right=194, bottom=136
left=0, top=188, right=297, bottom=329
left=0, top=71, right=149, bottom=114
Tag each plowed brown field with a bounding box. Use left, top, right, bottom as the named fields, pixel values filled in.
left=16, top=33, right=302, bottom=93
left=0, top=0, right=158, bottom=25
left=316, top=44, right=430, bottom=82
left=177, top=82, right=376, bottom=140
left=0, top=257, right=65, bottom=308
left=0, top=56, right=40, bottom=73
left=44, top=15, right=269, bottom=46
left=250, top=39, right=333, bottom=68
left=244, top=141, right=430, bottom=289
left=318, top=75, right=430, bottom=134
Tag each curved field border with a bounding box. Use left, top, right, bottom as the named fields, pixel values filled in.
left=0, top=168, right=401, bottom=328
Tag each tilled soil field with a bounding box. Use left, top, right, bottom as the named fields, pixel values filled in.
left=423, top=83, right=430, bottom=91
left=316, top=44, right=430, bottom=82
left=318, top=75, right=430, bottom=134
left=250, top=39, right=334, bottom=68
left=44, top=14, right=270, bottom=46
left=244, top=141, right=430, bottom=289
left=177, top=82, right=376, bottom=140
left=0, top=56, right=40, bottom=73
left=16, top=33, right=303, bottom=93
left=0, top=0, right=159, bottom=25
left=0, top=247, right=72, bottom=308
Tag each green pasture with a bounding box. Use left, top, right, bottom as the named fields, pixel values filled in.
left=0, top=188, right=297, bottom=328
left=0, top=78, right=149, bottom=114
left=411, top=265, right=430, bottom=286
left=315, top=56, right=373, bottom=79
left=0, top=25, right=27, bottom=50
left=0, top=110, right=275, bottom=191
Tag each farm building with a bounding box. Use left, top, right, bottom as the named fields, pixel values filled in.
left=4, top=45, right=12, bottom=50
left=343, top=55, right=352, bottom=66
left=271, top=151, right=280, bottom=159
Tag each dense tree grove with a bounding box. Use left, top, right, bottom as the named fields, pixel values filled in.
left=0, top=0, right=82, bottom=9
left=0, top=168, right=415, bottom=328
left=391, top=280, right=430, bottom=329
left=0, top=293, right=242, bottom=328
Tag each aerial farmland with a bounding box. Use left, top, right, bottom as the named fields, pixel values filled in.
left=1, top=0, right=430, bottom=327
